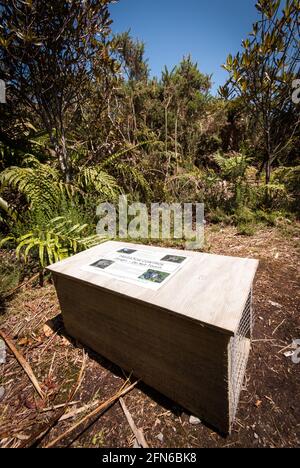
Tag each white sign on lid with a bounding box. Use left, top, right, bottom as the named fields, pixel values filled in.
left=81, top=247, right=189, bottom=290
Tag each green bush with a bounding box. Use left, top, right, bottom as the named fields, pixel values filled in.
left=233, top=206, right=255, bottom=225
left=237, top=223, right=256, bottom=236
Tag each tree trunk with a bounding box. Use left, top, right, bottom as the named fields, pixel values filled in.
left=0, top=196, right=9, bottom=213
left=164, top=95, right=172, bottom=184
left=60, top=134, right=71, bottom=184
left=264, top=158, right=272, bottom=205
left=175, top=110, right=179, bottom=174
left=165, top=106, right=168, bottom=155
left=39, top=269, right=44, bottom=287
left=52, top=133, right=71, bottom=183
left=265, top=159, right=271, bottom=185
left=131, top=96, right=137, bottom=145
left=0, top=196, right=16, bottom=220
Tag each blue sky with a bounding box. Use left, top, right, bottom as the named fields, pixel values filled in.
left=110, top=0, right=260, bottom=95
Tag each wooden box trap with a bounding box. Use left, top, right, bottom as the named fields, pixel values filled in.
left=47, top=241, right=259, bottom=434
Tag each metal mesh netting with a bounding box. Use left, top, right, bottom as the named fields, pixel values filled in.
left=229, top=289, right=254, bottom=427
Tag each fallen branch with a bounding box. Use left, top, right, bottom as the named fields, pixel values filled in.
left=119, top=397, right=149, bottom=448
left=272, top=319, right=286, bottom=336
left=45, top=379, right=139, bottom=448
left=0, top=330, right=44, bottom=399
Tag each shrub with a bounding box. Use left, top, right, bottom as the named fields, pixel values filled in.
left=237, top=223, right=256, bottom=236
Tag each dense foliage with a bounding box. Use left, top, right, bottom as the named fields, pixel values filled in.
left=0, top=0, right=299, bottom=283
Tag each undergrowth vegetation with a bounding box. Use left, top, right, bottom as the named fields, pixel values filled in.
left=0, top=0, right=299, bottom=291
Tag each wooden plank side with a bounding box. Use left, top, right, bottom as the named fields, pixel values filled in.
left=47, top=241, right=259, bottom=334
left=54, top=275, right=231, bottom=433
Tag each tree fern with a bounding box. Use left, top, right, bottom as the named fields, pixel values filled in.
left=214, top=153, right=249, bottom=180
left=100, top=141, right=156, bottom=169
left=113, top=162, right=152, bottom=199
left=76, top=166, right=120, bottom=200
left=0, top=156, right=65, bottom=217
left=98, top=141, right=156, bottom=198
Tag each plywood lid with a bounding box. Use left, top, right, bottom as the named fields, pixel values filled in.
left=47, top=241, right=259, bottom=336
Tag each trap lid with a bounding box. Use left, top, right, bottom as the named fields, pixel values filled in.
left=47, top=241, right=259, bottom=336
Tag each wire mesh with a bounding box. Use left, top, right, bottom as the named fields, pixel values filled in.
left=229, top=288, right=254, bottom=426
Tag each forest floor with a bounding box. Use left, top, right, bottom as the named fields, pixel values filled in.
left=0, top=223, right=299, bottom=448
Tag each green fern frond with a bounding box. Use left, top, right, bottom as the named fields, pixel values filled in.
left=77, top=166, right=120, bottom=199
left=1, top=216, right=106, bottom=269
left=214, top=153, right=249, bottom=180
left=0, top=157, right=68, bottom=217
left=114, top=162, right=152, bottom=198
left=100, top=141, right=156, bottom=169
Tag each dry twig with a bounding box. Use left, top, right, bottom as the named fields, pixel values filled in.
left=119, top=397, right=149, bottom=448
left=0, top=329, right=45, bottom=399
